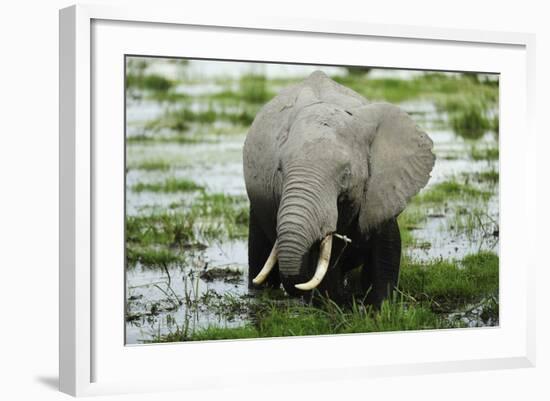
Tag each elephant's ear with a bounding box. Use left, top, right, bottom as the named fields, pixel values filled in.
left=356, top=103, right=435, bottom=234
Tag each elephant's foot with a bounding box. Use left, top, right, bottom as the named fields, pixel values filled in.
left=361, top=218, right=401, bottom=308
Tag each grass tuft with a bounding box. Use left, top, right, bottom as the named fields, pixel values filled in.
left=126, top=191, right=250, bottom=268
left=450, top=106, right=490, bottom=139
left=477, top=170, right=499, bottom=184
left=146, top=106, right=257, bottom=133
left=470, top=146, right=499, bottom=161
left=239, top=73, right=273, bottom=103
left=398, top=252, right=499, bottom=312
left=131, top=160, right=171, bottom=171
left=126, top=246, right=183, bottom=269
left=132, top=178, right=203, bottom=193
left=414, top=180, right=491, bottom=204
left=126, top=73, right=174, bottom=92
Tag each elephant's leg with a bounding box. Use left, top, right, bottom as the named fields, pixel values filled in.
left=361, top=218, right=401, bottom=308
left=248, top=207, right=281, bottom=289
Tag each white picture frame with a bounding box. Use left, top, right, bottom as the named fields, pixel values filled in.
left=59, top=3, right=536, bottom=397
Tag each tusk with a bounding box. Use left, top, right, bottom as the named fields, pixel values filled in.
left=252, top=240, right=278, bottom=285
left=295, top=235, right=333, bottom=291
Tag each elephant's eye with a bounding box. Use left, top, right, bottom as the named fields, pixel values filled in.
left=339, top=166, right=351, bottom=190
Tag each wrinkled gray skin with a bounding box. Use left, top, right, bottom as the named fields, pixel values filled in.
left=243, top=71, right=435, bottom=301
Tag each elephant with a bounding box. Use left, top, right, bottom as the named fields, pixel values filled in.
left=243, top=71, right=435, bottom=306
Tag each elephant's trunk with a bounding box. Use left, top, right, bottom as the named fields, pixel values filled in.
left=276, top=165, right=338, bottom=290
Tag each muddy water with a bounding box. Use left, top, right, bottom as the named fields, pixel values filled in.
left=125, top=99, right=253, bottom=341
left=125, top=77, right=499, bottom=343
left=126, top=240, right=248, bottom=344
left=408, top=129, right=499, bottom=261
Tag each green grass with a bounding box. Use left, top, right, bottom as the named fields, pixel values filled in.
left=125, top=58, right=187, bottom=101
left=126, top=246, right=183, bottom=269
left=126, top=134, right=205, bottom=145
left=492, top=115, right=499, bottom=136
left=450, top=106, right=490, bottom=139
left=132, top=177, right=204, bottom=193
left=129, top=70, right=498, bottom=146
left=144, top=108, right=207, bottom=132
left=151, top=252, right=498, bottom=342
left=398, top=252, right=499, bottom=312
left=239, top=73, right=274, bottom=103
left=126, top=73, right=174, bottom=92
left=168, top=107, right=217, bottom=124
left=155, top=295, right=462, bottom=343
left=413, top=180, right=491, bottom=204
left=222, top=109, right=256, bottom=126
left=126, top=191, right=250, bottom=268
left=332, top=72, right=498, bottom=104
left=332, top=76, right=423, bottom=102
left=126, top=212, right=196, bottom=249
left=130, top=160, right=171, bottom=171
left=477, top=169, right=499, bottom=184
left=210, top=74, right=276, bottom=104
left=261, top=298, right=452, bottom=336
left=126, top=132, right=227, bottom=145
left=470, top=146, right=499, bottom=161
left=145, top=105, right=257, bottom=133
left=186, top=326, right=260, bottom=341
left=331, top=72, right=498, bottom=140
left=435, top=92, right=498, bottom=140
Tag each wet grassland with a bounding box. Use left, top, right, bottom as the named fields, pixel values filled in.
left=125, top=59, right=499, bottom=343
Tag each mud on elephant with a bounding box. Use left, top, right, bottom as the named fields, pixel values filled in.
left=243, top=71, right=435, bottom=306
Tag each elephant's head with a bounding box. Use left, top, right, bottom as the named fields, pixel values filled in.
left=249, top=71, right=435, bottom=293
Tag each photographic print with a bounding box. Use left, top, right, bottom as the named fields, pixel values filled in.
left=125, top=57, right=499, bottom=344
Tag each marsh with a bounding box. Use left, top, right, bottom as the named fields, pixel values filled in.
left=124, top=58, right=499, bottom=344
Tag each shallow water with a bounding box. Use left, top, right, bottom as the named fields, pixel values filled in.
left=126, top=137, right=246, bottom=216
left=126, top=240, right=249, bottom=344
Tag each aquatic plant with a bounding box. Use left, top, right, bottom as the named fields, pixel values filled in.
left=126, top=247, right=183, bottom=270
left=132, top=177, right=204, bottom=193
left=450, top=106, right=490, bottom=139
left=130, top=160, right=171, bottom=171
left=413, top=180, right=491, bottom=204
left=398, top=252, right=499, bottom=312
left=333, top=72, right=498, bottom=104
left=126, top=73, right=174, bottom=92
left=470, top=146, right=499, bottom=161
left=126, top=190, right=250, bottom=270
left=477, top=169, right=499, bottom=184
left=239, top=73, right=272, bottom=103
left=128, top=215, right=195, bottom=249
left=146, top=105, right=257, bottom=134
